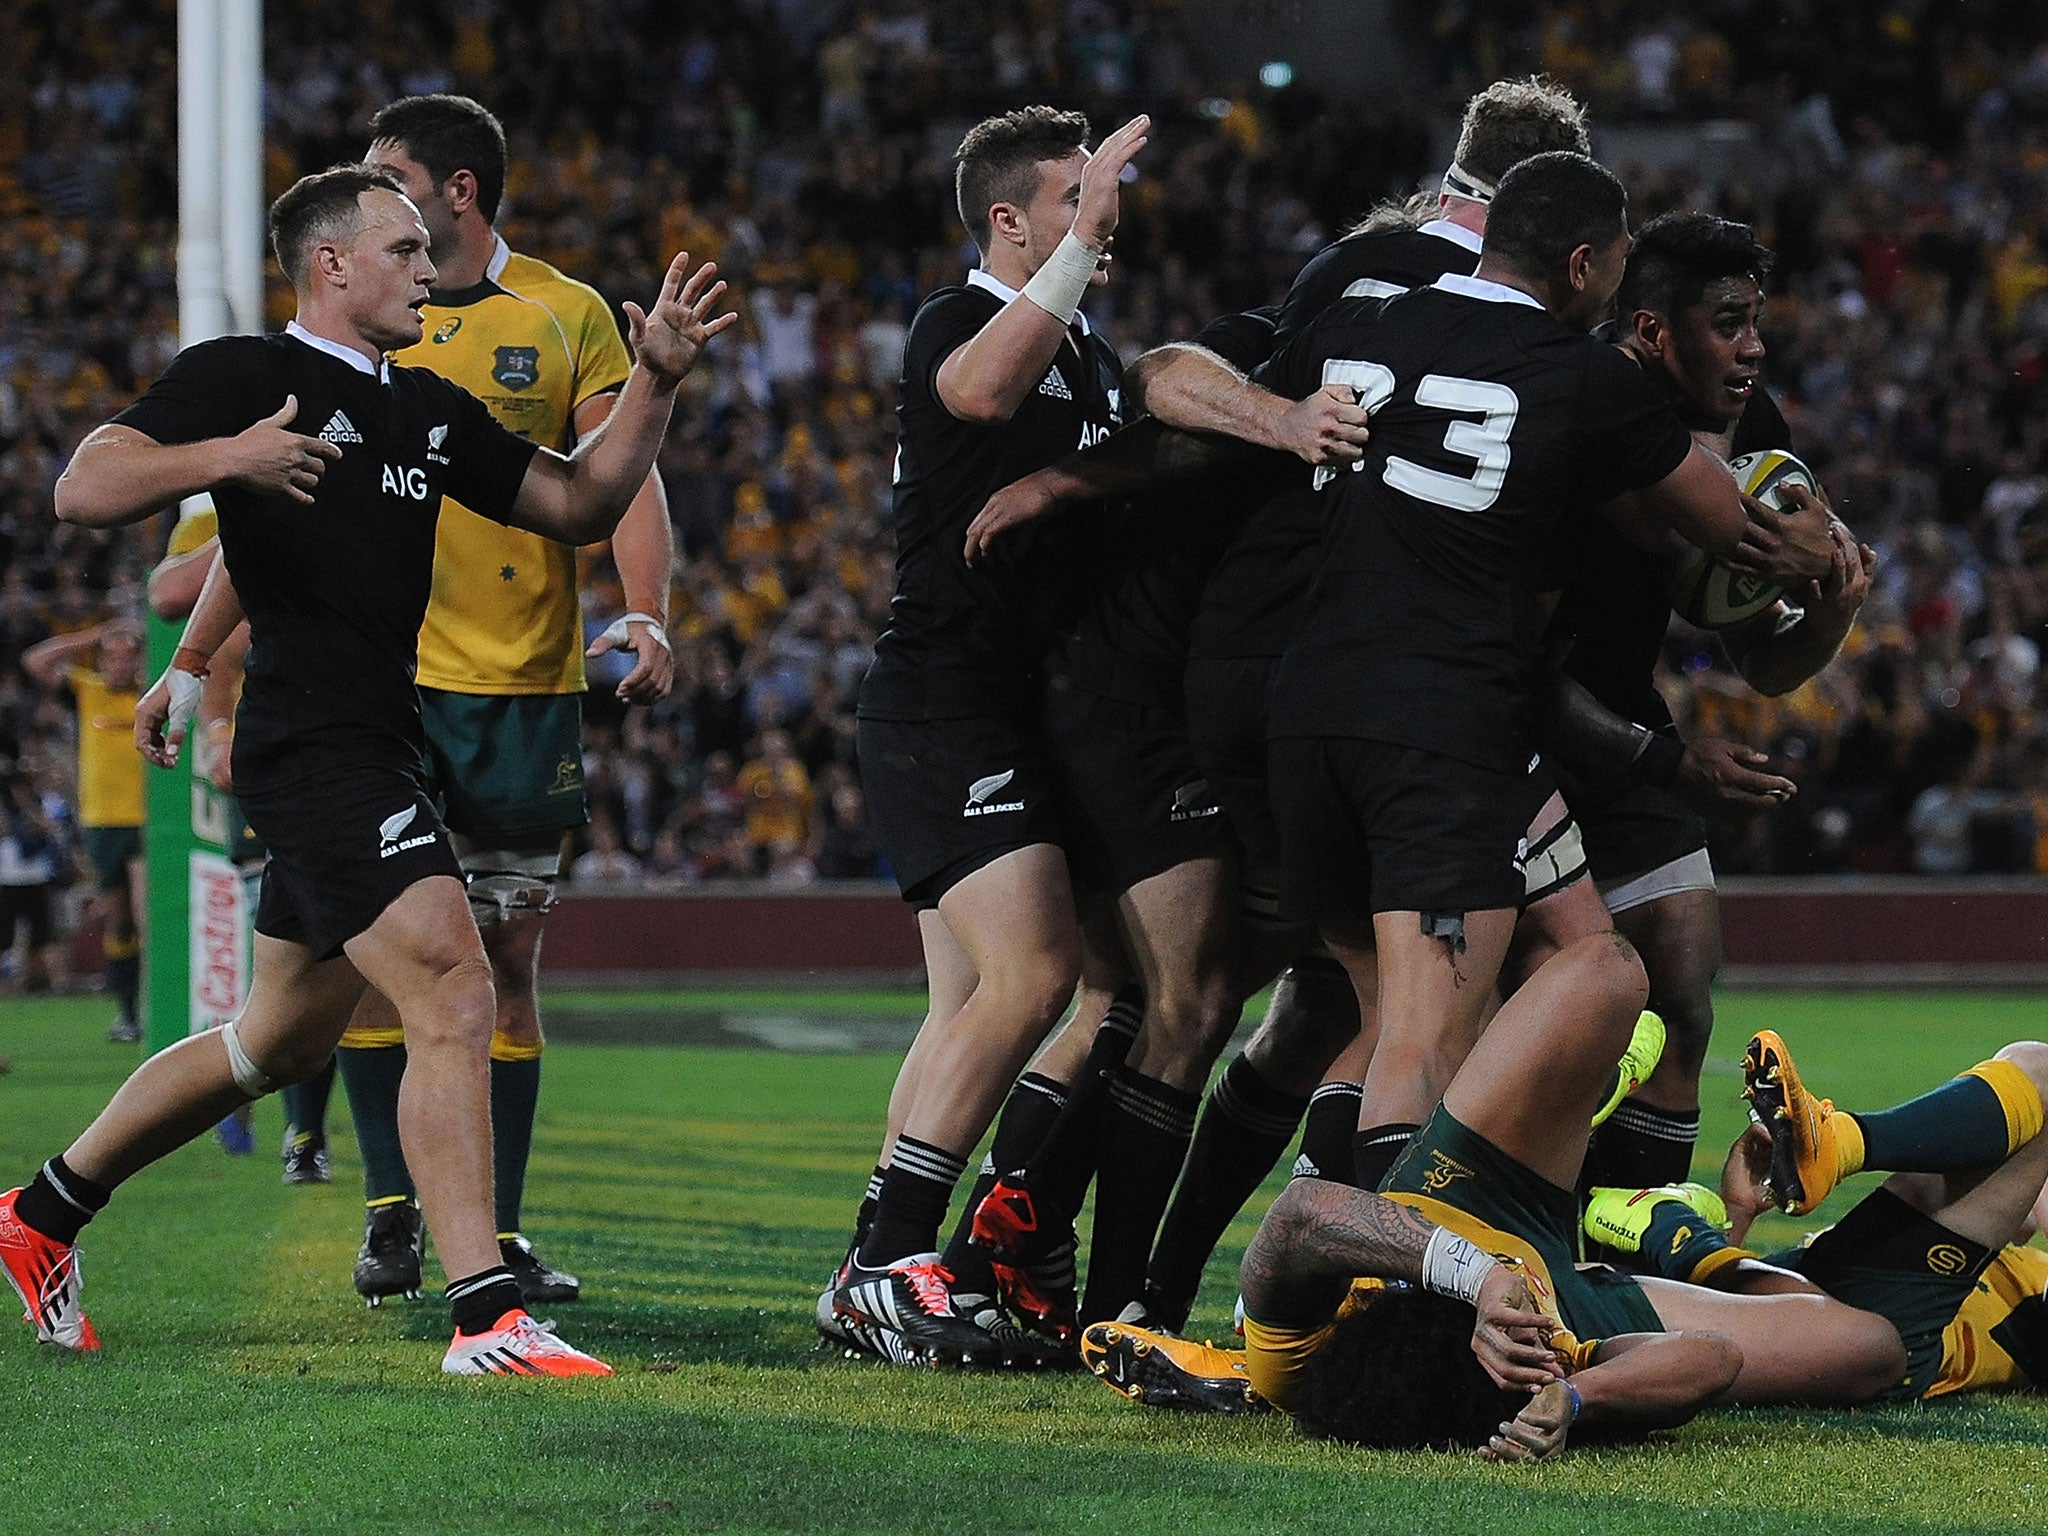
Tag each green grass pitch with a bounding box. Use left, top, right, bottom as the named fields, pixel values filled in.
left=0, top=988, right=2043, bottom=1534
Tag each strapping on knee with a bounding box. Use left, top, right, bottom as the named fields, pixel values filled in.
left=461, top=847, right=560, bottom=926
left=220, top=1018, right=278, bottom=1098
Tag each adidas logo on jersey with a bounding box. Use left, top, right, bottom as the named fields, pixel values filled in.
left=1038, top=369, right=1073, bottom=400
left=319, top=410, right=363, bottom=445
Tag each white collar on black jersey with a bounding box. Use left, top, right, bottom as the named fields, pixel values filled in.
left=485, top=233, right=511, bottom=282
left=965, top=267, right=1094, bottom=335
left=284, top=320, right=392, bottom=382
left=1417, top=218, right=1484, bottom=253
left=1429, top=272, right=1544, bottom=310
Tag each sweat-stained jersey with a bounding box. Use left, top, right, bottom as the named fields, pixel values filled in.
left=394, top=237, right=631, bottom=695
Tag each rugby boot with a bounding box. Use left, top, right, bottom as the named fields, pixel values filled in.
left=1583, top=1182, right=1729, bottom=1256
left=1080, top=1319, right=1266, bottom=1414
left=281, top=1133, right=332, bottom=1186
left=353, top=1199, right=424, bottom=1307
left=968, top=1175, right=1080, bottom=1343
left=831, top=1252, right=1006, bottom=1367
left=1590, top=1011, right=1667, bottom=1130
left=0, top=1188, right=99, bottom=1351
left=499, top=1234, right=580, bottom=1304
left=1744, top=1029, right=1846, bottom=1215
left=442, top=1309, right=612, bottom=1376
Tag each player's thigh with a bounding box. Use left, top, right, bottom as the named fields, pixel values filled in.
left=1903, top=1118, right=2048, bottom=1250
left=1439, top=930, right=1647, bottom=1191
left=936, top=842, right=1082, bottom=1012
left=1613, top=885, right=1721, bottom=1071
left=1635, top=1277, right=1903, bottom=1405
left=234, top=932, right=370, bottom=1077
left=343, top=874, right=492, bottom=1025
left=1115, top=856, right=1236, bottom=1006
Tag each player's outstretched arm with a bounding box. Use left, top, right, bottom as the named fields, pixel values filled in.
left=936, top=116, right=1147, bottom=424
left=20, top=624, right=116, bottom=690
left=149, top=534, right=220, bottom=622
left=1132, top=342, right=1370, bottom=467
left=573, top=389, right=676, bottom=706
left=1630, top=440, right=1747, bottom=559
left=1480, top=1331, right=1740, bottom=1462
left=1534, top=672, right=1795, bottom=813
left=55, top=399, right=342, bottom=528
left=507, top=253, right=733, bottom=546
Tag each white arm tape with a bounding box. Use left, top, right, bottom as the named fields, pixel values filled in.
left=598, top=612, right=671, bottom=654
left=1422, top=1227, right=1501, bottom=1306
left=1020, top=231, right=1104, bottom=326
left=166, top=668, right=205, bottom=738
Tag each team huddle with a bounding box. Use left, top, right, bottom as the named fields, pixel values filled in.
left=1, top=80, right=2043, bottom=1451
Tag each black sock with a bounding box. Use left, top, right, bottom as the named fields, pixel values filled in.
left=490, top=1052, right=542, bottom=1235
left=1079, top=1067, right=1200, bottom=1325
left=15, top=1157, right=111, bottom=1246
left=942, top=1072, right=1069, bottom=1290
left=1146, top=1054, right=1310, bottom=1328
left=858, top=1135, right=967, bottom=1267
left=336, top=1044, right=415, bottom=1202
left=281, top=1055, right=337, bottom=1147
left=1294, top=1082, right=1363, bottom=1183
left=1352, top=1122, right=1421, bottom=1191
left=105, top=946, right=141, bottom=1023
left=447, top=1265, right=523, bottom=1335
left=1027, top=986, right=1144, bottom=1216
left=1586, top=1102, right=1701, bottom=1190
left=855, top=1163, right=886, bottom=1242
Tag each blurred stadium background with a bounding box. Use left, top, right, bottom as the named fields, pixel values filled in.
left=7, top=0, right=2048, bottom=1011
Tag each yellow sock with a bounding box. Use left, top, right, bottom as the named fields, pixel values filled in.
left=1962, top=1059, right=2046, bottom=1156
left=1832, top=1111, right=1867, bottom=1183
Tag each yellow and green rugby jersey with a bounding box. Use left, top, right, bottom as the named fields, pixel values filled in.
left=395, top=236, right=631, bottom=695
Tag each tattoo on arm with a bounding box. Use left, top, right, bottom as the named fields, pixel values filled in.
left=1241, top=1180, right=1436, bottom=1327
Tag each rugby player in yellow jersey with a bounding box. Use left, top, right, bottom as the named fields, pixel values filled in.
left=23, top=621, right=147, bottom=1042
left=331, top=94, right=677, bottom=1305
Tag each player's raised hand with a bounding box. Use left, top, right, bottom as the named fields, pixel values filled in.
left=1719, top=1123, right=1775, bottom=1242
left=1673, top=737, right=1796, bottom=814
left=586, top=613, right=676, bottom=705
left=964, top=471, right=1065, bottom=568
left=225, top=395, right=341, bottom=505
left=1279, top=383, right=1372, bottom=467
left=626, top=253, right=737, bottom=390
left=1469, top=1267, right=1561, bottom=1393
left=1072, top=114, right=1150, bottom=259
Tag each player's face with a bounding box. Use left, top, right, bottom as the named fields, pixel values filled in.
left=342, top=189, right=437, bottom=351
left=366, top=141, right=458, bottom=256
left=1020, top=150, right=1099, bottom=281
left=1658, top=277, right=1765, bottom=425
left=98, top=633, right=140, bottom=688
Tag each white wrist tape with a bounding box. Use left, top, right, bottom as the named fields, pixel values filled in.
left=599, top=612, right=671, bottom=654
left=1021, top=231, right=1103, bottom=325
left=166, top=668, right=205, bottom=739
left=1422, top=1227, right=1501, bottom=1306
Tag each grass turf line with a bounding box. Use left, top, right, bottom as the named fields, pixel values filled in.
left=0, top=990, right=2042, bottom=1533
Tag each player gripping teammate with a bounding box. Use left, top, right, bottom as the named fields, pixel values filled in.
left=1538, top=212, right=1874, bottom=1210
left=0, top=163, right=730, bottom=1375
left=829, top=108, right=1147, bottom=1364
left=332, top=94, right=677, bottom=1307
left=22, top=623, right=147, bottom=1043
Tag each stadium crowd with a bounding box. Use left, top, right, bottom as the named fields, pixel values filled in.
left=8, top=0, right=2048, bottom=982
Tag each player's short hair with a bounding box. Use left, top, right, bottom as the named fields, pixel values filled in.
left=1453, top=77, right=1592, bottom=190
left=368, top=93, right=509, bottom=222
left=1291, top=1287, right=1527, bottom=1450
left=267, top=163, right=406, bottom=285
left=1616, top=211, right=1774, bottom=323
left=955, top=106, right=1091, bottom=242
left=1482, top=152, right=1628, bottom=275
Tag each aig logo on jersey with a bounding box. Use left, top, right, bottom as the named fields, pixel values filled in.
left=382, top=463, right=431, bottom=500
left=962, top=770, right=1024, bottom=818
left=493, top=346, right=541, bottom=390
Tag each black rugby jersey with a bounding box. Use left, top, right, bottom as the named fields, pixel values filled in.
left=1189, top=220, right=1484, bottom=664
left=859, top=273, right=1124, bottom=722
left=114, top=327, right=539, bottom=791
left=1544, top=384, right=1794, bottom=728
left=1259, top=277, right=1692, bottom=773
left=1049, top=306, right=1294, bottom=710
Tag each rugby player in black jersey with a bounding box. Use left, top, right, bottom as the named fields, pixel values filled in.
left=1248, top=153, right=1757, bottom=1205
left=1538, top=212, right=1874, bottom=1209
left=828, top=108, right=1148, bottom=1365
left=957, top=80, right=1609, bottom=1332
left=0, top=164, right=731, bottom=1376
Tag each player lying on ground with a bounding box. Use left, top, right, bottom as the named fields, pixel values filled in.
left=1577, top=1027, right=2048, bottom=1403
left=1081, top=933, right=1977, bottom=1458
left=0, top=163, right=731, bottom=1377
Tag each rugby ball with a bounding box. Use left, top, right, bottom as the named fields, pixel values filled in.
left=1669, top=449, right=1821, bottom=629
